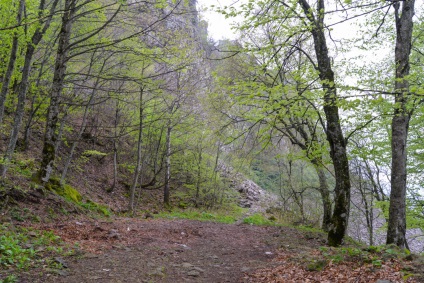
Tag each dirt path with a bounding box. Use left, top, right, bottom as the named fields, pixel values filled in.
left=15, top=217, right=421, bottom=283
left=18, top=218, right=319, bottom=283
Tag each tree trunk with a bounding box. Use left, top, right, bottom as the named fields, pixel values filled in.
left=298, top=0, right=351, bottom=246
left=0, top=0, right=24, bottom=123
left=195, top=145, right=202, bottom=205
left=357, top=164, right=374, bottom=246
left=387, top=0, right=415, bottom=249
left=129, top=86, right=144, bottom=213
left=163, top=123, right=172, bottom=207
left=37, top=0, right=76, bottom=183
left=316, top=166, right=332, bottom=232
left=109, top=100, right=121, bottom=193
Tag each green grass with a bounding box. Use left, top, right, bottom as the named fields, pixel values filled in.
left=79, top=200, right=111, bottom=217
left=158, top=205, right=246, bottom=224
left=243, top=213, right=275, bottom=225
left=318, top=244, right=409, bottom=266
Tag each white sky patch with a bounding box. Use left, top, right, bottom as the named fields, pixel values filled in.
left=196, top=0, right=244, bottom=40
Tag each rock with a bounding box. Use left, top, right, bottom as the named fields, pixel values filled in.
left=187, top=270, right=200, bottom=277
left=239, top=200, right=251, bottom=208
left=179, top=244, right=190, bottom=249
left=56, top=270, right=69, bottom=276
left=54, top=257, right=68, bottom=268
left=28, top=231, right=38, bottom=237
left=182, top=262, right=194, bottom=268
left=193, top=267, right=205, bottom=273
left=376, top=280, right=392, bottom=283
left=247, top=195, right=259, bottom=201
left=108, top=229, right=120, bottom=239
left=241, top=267, right=250, bottom=272
left=24, top=243, right=33, bottom=249
left=36, top=246, right=46, bottom=252
left=87, top=276, right=102, bottom=280
left=45, top=268, right=68, bottom=276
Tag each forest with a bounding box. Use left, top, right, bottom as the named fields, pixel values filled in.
left=0, top=0, right=424, bottom=282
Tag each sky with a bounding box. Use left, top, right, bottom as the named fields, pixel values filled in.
left=196, top=0, right=243, bottom=40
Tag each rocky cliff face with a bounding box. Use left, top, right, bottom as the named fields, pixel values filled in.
left=219, top=164, right=281, bottom=214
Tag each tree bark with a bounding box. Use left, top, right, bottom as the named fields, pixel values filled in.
left=129, top=86, right=144, bottom=213
left=37, top=0, right=76, bottom=183
left=387, top=0, right=415, bottom=249
left=315, top=166, right=332, bottom=232
left=195, top=143, right=203, bottom=205
left=109, top=99, right=121, bottom=193
left=163, top=123, right=172, bottom=207
left=298, top=0, right=351, bottom=246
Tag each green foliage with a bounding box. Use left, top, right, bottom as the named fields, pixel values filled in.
left=243, top=213, right=274, bottom=226
left=0, top=156, right=35, bottom=178
left=79, top=200, right=111, bottom=217
left=82, top=150, right=107, bottom=157
left=375, top=201, right=390, bottom=222
left=0, top=223, right=63, bottom=272
left=0, top=234, right=34, bottom=269
left=0, top=274, right=17, bottom=283
left=306, top=259, right=327, bottom=271
left=317, top=244, right=409, bottom=268
left=9, top=207, right=39, bottom=223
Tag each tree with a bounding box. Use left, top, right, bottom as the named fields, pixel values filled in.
left=296, top=0, right=350, bottom=246
left=387, top=0, right=415, bottom=249
left=1, top=0, right=59, bottom=177
left=0, top=0, right=24, bottom=124
left=37, top=0, right=79, bottom=183
left=219, top=0, right=351, bottom=245
left=37, top=0, right=122, bottom=183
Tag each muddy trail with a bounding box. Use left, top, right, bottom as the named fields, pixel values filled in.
left=17, top=218, right=319, bottom=283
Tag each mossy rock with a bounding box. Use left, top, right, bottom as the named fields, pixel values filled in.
left=45, top=178, right=82, bottom=203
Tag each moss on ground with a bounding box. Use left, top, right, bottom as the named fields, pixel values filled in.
left=44, top=178, right=82, bottom=203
